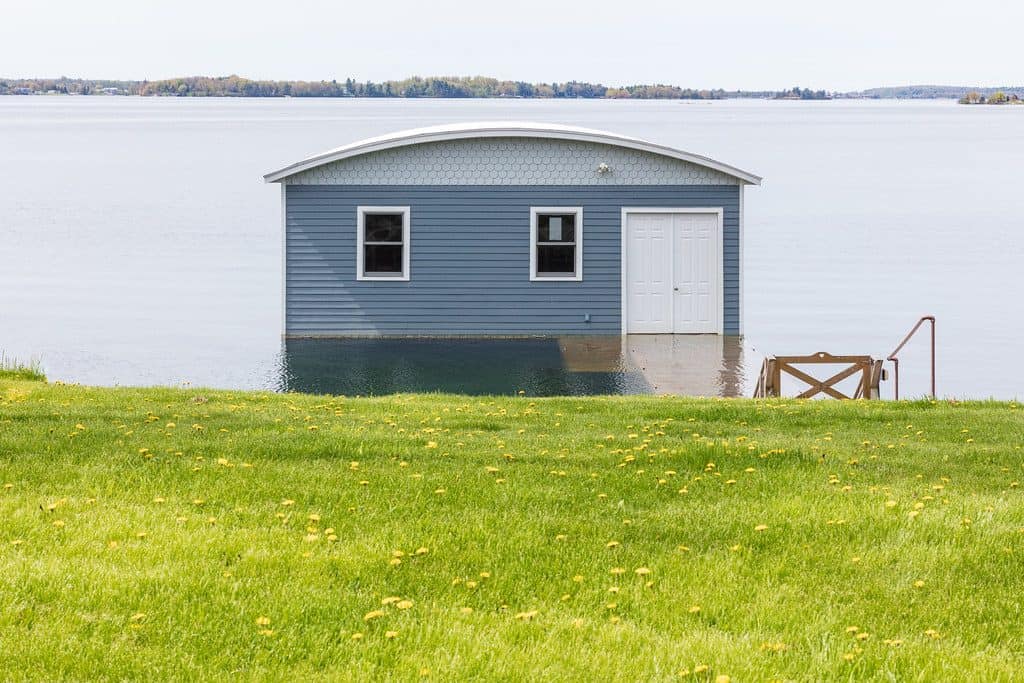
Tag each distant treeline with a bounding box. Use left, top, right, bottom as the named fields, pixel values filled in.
left=852, top=84, right=1024, bottom=99
left=0, top=75, right=733, bottom=99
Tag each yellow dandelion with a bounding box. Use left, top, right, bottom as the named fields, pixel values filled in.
left=396, top=600, right=413, bottom=610
left=460, top=607, right=474, bottom=614
left=634, top=567, right=651, bottom=576
left=514, top=610, right=538, bottom=621
left=351, top=632, right=364, bottom=640
left=255, top=616, right=271, bottom=626
left=610, top=567, right=626, bottom=575
left=364, top=610, right=386, bottom=621
left=381, top=596, right=401, bottom=606
left=754, top=524, right=768, bottom=532
left=606, top=540, right=620, bottom=549
left=130, top=612, right=146, bottom=622
left=385, top=630, right=399, bottom=639
left=913, top=580, right=925, bottom=588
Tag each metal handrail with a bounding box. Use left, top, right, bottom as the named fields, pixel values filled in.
left=887, top=316, right=936, bottom=400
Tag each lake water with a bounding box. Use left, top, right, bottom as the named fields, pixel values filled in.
left=1, top=97, right=1021, bottom=398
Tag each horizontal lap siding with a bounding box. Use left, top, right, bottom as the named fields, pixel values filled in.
left=285, top=185, right=740, bottom=335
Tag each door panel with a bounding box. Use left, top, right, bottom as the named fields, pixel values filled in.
left=625, top=214, right=672, bottom=333
left=672, top=213, right=719, bottom=333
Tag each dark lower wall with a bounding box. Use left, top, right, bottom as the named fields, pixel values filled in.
left=285, top=185, right=740, bottom=335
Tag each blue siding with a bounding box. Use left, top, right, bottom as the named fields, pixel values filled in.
left=285, top=185, right=740, bottom=335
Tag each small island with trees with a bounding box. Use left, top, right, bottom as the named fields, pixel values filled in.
left=958, top=90, right=1023, bottom=105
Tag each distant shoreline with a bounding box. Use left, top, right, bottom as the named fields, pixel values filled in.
left=0, top=76, right=828, bottom=100
left=2, top=76, right=1021, bottom=100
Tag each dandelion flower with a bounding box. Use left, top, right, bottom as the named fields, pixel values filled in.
left=385, top=630, right=399, bottom=639
left=351, top=632, right=364, bottom=640
left=689, top=605, right=701, bottom=613
left=460, top=607, right=474, bottom=614
left=259, top=629, right=274, bottom=637
left=634, top=567, right=651, bottom=576
left=364, top=610, right=385, bottom=622
left=381, top=597, right=401, bottom=606
left=606, top=540, right=620, bottom=549
left=610, top=567, right=626, bottom=575
left=913, top=580, right=925, bottom=588
left=754, top=524, right=768, bottom=532
left=514, top=610, right=538, bottom=621
left=255, top=616, right=271, bottom=626
left=130, top=612, right=146, bottom=622
left=396, top=600, right=413, bottom=610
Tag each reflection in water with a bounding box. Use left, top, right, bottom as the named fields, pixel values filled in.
left=278, top=336, right=745, bottom=397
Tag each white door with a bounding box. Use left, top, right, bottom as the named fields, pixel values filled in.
left=625, top=213, right=673, bottom=333
left=672, top=212, right=719, bottom=333
left=625, top=211, right=720, bottom=334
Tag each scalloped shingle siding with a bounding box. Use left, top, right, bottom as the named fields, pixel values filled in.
left=286, top=138, right=738, bottom=186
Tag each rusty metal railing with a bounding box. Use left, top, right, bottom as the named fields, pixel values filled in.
left=887, top=316, right=936, bottom=400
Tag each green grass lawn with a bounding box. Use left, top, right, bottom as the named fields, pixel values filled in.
left=1, top=376, right=1023, bottom=681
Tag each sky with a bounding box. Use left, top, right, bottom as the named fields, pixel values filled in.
left=1, top=0, right=1020, bottom=91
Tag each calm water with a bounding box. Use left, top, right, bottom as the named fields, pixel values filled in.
left=2, top=97, right=1021, bottom=398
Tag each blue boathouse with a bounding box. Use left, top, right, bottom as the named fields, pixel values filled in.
left=265, top=122, right=760, bottom=337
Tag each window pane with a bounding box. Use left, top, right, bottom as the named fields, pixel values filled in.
left=537, top=245, right=575, bottom=274
left=364, top=244, right=403, bottom=274
left=538, top=214, right=575, bottom=243
left=364, top=213, right=404, bottom=243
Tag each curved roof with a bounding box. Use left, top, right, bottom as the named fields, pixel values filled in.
left=263, top=121, right=761, bottom=185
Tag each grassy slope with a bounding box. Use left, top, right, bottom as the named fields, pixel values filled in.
left=1, top=378, right=1023, bottom=681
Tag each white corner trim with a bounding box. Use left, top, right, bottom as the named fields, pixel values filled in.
left=620, top=207, right=725, bottom=335
left=738, top=186, right=745, bottom=336
left=281, top=183, right=287, bottom=336
left=356, top=206, right=411, bottom=282
left=264, top=121, right=762, bottom=185
left=529, top=207, right=584, bottom=282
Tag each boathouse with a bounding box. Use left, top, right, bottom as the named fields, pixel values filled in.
left=265, top=122, right=760, bottom=336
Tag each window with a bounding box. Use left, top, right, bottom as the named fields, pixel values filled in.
left=530, top=207, right=583, bottom=281
left=357, top=206, right=410, bottom=281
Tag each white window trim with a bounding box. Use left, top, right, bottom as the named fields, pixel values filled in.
left=529, top=206, right=583, bottom=282
left=356, top=206, right=411, bottom=282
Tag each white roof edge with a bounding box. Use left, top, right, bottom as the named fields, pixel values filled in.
left=263, top=121, right=762, bottom=185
